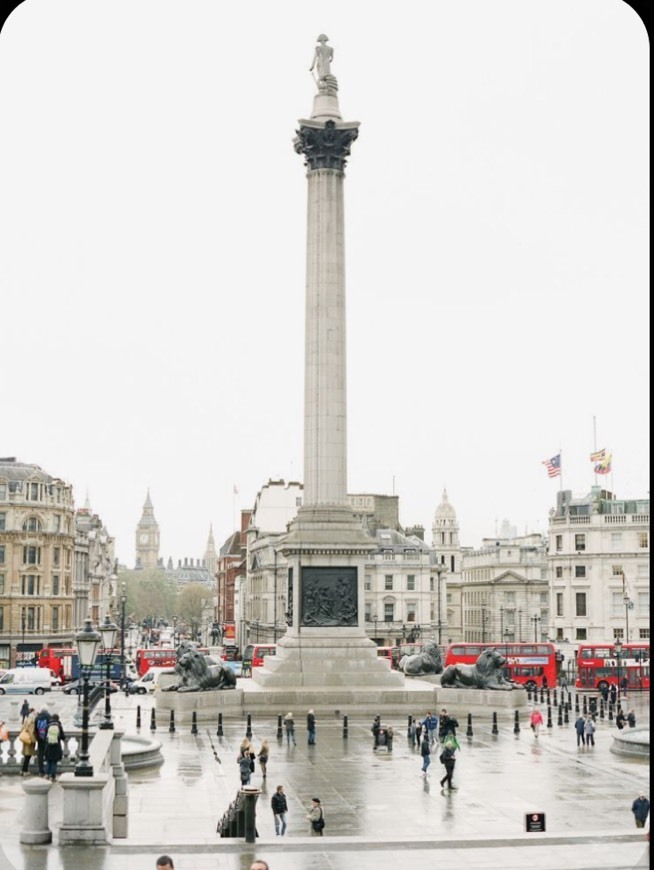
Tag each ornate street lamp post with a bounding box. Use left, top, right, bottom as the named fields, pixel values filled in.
left=120, top=581, right=127, bottom=689
left=74, top=618, right=101, bottom=777
left=614, top=638, right=623, bottom=700
left=373, top=613, right=378, bottom=645
left=98, top=615, right=118, bottom=730
left=531, top=614, right=541, bottom=642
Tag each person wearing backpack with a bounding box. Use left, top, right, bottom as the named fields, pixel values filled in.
left=307, top=797, right=325, bottom=836
left=35, top=708, right=52, bottom=776
left=419, top=734, right=431, bottom=776
left=44, top=713, right=65, bottom=782
left=439, top=743, right=457, bottom=790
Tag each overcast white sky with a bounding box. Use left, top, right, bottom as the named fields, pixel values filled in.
left=0, top=0, right=648, bottom=567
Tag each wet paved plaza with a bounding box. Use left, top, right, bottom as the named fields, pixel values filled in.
left=0, top=690, right=649, bottom=869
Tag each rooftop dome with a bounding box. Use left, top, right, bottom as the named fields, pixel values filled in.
left=434, top=488, right=457, bottom=520
left=0, top=457, right=54, bottom=483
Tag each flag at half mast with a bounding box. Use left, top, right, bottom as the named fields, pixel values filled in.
left=590, top=448, right=606, bottom=462
left=542, top=453, right=561, bottom=478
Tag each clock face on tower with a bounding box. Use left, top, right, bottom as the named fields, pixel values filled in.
left=139, top=533, right=148, bottom=544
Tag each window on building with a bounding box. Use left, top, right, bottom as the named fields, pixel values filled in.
left=555, top=535, right=563, bottom=551
left=364, top=575, right=371, bottom=591
left=384, top=575, right=393, bottom=591
left=611, top=532, right=623, bottom=550
left=53, top=548, right=60, bottom=567
left=0, top=484, right=6, bottom=499
left=504, top=591, right=516, bottom=605
left=446, top=593, right=452, bottom=603
left=575, top=592, right=587, bottom=617
left=574, top=534, right=586, bottom=551
left=295, top=497, right=302, bottom=507
left=555, top=566, right=563, bottom=578
left=637, top=563, right=648, bottom=579
left=613, top=627, right=624, bottom=640
left=364, top=604, right=371, bottom=621
left=429, top=577, right=434, bottom=592
left=556, top=627, right=564, bottom=640
left=53, top=515, right=61, bottom=532
left=556, top=593, right=563, bottom=616
left=0, top=573, right=4, bottom=594
left=21, top=575, right=41, bottom=596
left=23, top=546, right=41, bottom=565
left=575, top=565, right=586, bottom=578
left=612, top=564, right=623, bottom=576
left=611, top=592, right=623, bottom=617
left=638, top=532, right=648, bottom=549
left=26, top=606, right=37, bottom=630
left=51, top=575, right=60, bottom=596
left=406, top=603, right=417, bottom=622
left=638, top=591, right=650, bottom=613
left=407, top=575, right=415, bottom=591
left=0, top=512, right=5, bottom=530
left=65, top=549, right=71, bottom=568
left=540, top=592, right=548, bottom=605
left=52, top=607, right=59, bottom=631
left=575, top=628, right=587, bottom=640
left=28, top=483, right=40, bottom=501
left=65, top=576, right=71, bottom=595
left=384, top=603, right=394, bottom=622
left=639, top=628, right=650, bottom=639
left=23, top=517, right=42, bottom=532
left=0, top=545, right=4, bottom=564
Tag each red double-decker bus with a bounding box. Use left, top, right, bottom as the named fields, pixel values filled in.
left=134, top=646, right=210, bottom=675
left=576, top=642, right=650, bottom=691
left=444, top=642, right=558, bottom=690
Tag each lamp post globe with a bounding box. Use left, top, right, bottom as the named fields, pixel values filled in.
left=74, top=618, right=102, bottom=776
left=98, top=615, right=118, bottom=730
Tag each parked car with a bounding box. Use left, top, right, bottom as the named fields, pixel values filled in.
left=62, top=679, right=119, bottom=695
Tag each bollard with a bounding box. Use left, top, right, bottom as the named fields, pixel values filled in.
left=246, top=713, right=252, bottom=739
left=20, top=779, right=52, bottom=844
left=191, top=711, right=198, bottom=735
left=136, top=705, right=142, bottom=729
left=526, top=685, right=532, bottom=702
left=557, top=705, right=563, bottom=726
left=546, top=705, right=553, bottom=728
left=218, top=712, right=224, bottom=737
left=564, top=703, right=569, bottom=724
left=343, top=715, right=348, bottom=739
left=574, top=694, right=580, bottom=714
left=608, top=702, right=613, bottom=721
left=276, top=714, right=283, bottom=740
left=169, top=710, right=176, bottom=733
left=599, top=699, right=605, bottom=720
left=553, top=690, right=557, bottom=708
left=539, top=687, right=544, bottom=704
left=513, top=710, right=520, bottom=735
left=240, top=786, right=261, bottom=844
left=491, top=712, right=498, bottom=735
left=466, top=713, right=473, bottom=738
left=546, top=688, right=551, bottom=707
left=150, top=708, right=156, bottom=732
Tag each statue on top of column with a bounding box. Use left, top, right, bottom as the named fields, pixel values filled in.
left=310, top=34, right=338, bottom=94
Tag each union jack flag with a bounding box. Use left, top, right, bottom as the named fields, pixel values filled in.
left=590, top=448, right=606, bottom=462
left=542, top=453, right=561, bottom=478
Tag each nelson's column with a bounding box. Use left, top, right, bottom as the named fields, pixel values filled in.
left=252, top=37, right=428, bottom=706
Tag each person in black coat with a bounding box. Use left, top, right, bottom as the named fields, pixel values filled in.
left=271, top=785, right=288, bottom=836
left=307, top=709, right=316, bottom=745
left=439, top=744, right=457, bottom=790
left=44, top=714, right=65, bottom=781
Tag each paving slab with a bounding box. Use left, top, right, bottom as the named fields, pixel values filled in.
left=0, top=691, right=649, bottom=870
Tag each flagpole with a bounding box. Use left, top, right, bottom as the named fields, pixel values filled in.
left=559, top=447, right=563, bottom=493
left=593, top=416, right=598, bottom=486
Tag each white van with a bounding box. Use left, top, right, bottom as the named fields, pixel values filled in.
left=0, top=667, right=52, bottom=695
left=129, top=666, right=176, bottom=695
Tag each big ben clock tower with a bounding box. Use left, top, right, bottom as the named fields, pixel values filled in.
left=135, top=490, right=160, bottom=570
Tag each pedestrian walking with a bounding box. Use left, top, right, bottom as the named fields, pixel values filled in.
left=600, top=683, right=609, bottom=704
left=271, top=784, right=288, bottom=836
left=632, top=795, right=650, bottom=828
left=408, top=717, right=417, bottom=748
left=439, top=708, right=459, bottom=741
left=609, top=684, right=617, bottom=706
left=422, top=711, right=439, bottom=744
left=307, top=797, right=324, bottom=836
left=44, top=713, right=65, bottom=781
left=307, top=709, right=316, bottom=745
left=627, top=709, right=637, bottom=728
left=415, top=718, right=423, bottom=745
left=239, top=736, right=252, bottom=758
left=530, top=707, right=544, bottom=738
left=419, top=734, right=431, bottom=776
left=238, top=751, right=253, bottom=786
left=284, top=712, right=297, bottom=746
left=18, top=708, right=36, bottom=775
left=584, top=715, right=596, bottom=747
left=34, top=708, right=51, bottom=776
left=542, top=675, right=548, bottom=690
left=559, top=673, right=570, bottom=697
left=156, top=857, right=175, bottom=870
left=258, top=740, right=269, bottom=779
left=574, top=715, right=586, bottom=747
left=620, top=675, right=628, bottom=699
left=439, top=743, right=457, bottom=790
left=371, top=715, right=381, bottom=750
left=20, top=699, right=30, bottom=723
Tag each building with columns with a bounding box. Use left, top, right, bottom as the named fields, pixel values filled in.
left=74, top=496, right=116, bottom=628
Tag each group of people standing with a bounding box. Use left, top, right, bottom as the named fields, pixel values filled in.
left=283, top=709, right=317, bottom=746
left=411, top=709, right=460, bottom=791
left=17, top=703, right=65, bottom=781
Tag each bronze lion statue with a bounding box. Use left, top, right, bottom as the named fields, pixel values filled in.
left=440, top=647, right=515, bottom=690
left=161, top=642, right=236, bottom=692
left=399, top=642, right=443, bottom=676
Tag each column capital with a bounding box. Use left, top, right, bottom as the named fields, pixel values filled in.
left=294, top=120, right=359, bottom=171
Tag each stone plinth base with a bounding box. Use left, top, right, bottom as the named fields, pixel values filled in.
left=433, top=685, right=528, bottom=719
left=58, top=774, right=112, bottom=845
left=20, top=779, right=52, bottom=844
left=610, top=726, right=649, bottom=758
left=155, top=687, right=244, bottom=725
